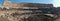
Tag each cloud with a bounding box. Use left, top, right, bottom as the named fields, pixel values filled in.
left=53, top=0, right=60, bottom=7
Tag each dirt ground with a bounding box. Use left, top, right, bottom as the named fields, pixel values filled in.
left=55, top=18, right=60, bottom=21
left=0, top=17, right=9, bottom=21
left=0, top=16, right=60, bottom=21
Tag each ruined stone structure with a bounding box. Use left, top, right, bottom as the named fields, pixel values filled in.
left=0, top=0, right=58, bottom=21
left=4, top=0, right=9, bottom=7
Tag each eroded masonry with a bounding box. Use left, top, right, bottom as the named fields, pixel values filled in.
left=0, top=0, right=58, bottom=21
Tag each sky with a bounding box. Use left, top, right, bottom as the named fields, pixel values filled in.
left=0, top=0, right=4, bottom=5
left=8, top=0, right=52, bottom=4
left=0, top=0, right=60, bottom=7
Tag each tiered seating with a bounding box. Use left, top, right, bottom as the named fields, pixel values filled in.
left=0, top=3, right=57, bottom=21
